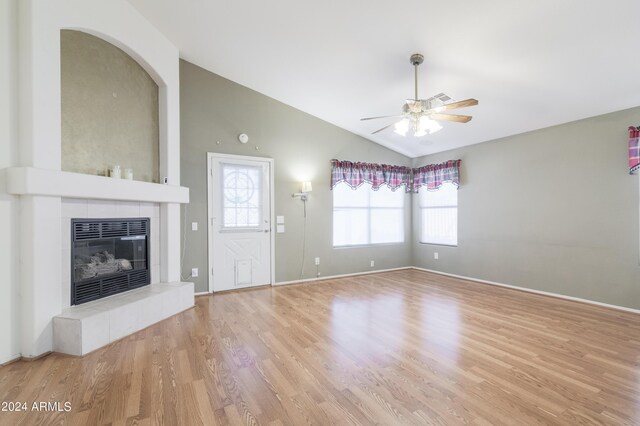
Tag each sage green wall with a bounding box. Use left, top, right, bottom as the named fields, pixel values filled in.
left=180, top=60, right=412, bottom=292
left=60, top=30, right=159, bottom=182
left=412, top=107, right=640, bottom=309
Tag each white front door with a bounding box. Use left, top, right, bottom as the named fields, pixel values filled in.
left=207, top=154, right=273, bottom=292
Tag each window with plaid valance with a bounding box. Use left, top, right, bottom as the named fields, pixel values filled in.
left=330, top=159, right=412, bottom=192
left=412, top=159, right=461, bottom=192
left=629, top=126, right=640, bottom=175
left=330, top=159, right=461, bottom=192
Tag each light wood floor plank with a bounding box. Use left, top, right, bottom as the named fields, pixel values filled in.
left=1, top=269, right=639, bottom=425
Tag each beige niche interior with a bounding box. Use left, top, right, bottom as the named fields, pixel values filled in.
left=60, top=29, right=159, bottom=183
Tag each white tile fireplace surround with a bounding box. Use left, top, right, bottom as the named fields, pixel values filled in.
left=7, top=169, right=191, bottom=357
left=56, top=197, right=193, bottom=355
left=56, top=198, right=193, bottom=356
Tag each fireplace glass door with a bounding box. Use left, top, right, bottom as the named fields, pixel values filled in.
left=72, top=218, right=150, bottom=304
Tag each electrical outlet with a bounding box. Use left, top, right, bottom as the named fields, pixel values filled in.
left=314, top=257, right=320, bottom=266
left=434, top=252, right=439, bottom=260
left=370, top=260, right=375, bottom=267
left=191, top=267, right=199, bottom=277
left=191, top=222, right=198, bottom=231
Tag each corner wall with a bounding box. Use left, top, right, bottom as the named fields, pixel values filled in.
left=0, top=0, right=20, bottom=364
left=180, top=60, right=413, bottom=291
left=412, top=107, right=640, bottom=310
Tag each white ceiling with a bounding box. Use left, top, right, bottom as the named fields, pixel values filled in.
left=128, top=0, right=640, bottom=158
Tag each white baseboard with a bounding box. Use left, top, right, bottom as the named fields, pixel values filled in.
left=412, top=267, right=640, bottom=315
left=192, top=266, right=640, bottom=315
left=193, top=268, right=412, bottom=294
left=274, top=266, right=412, bottom=287
left=1, top=353, right=22, bottom=366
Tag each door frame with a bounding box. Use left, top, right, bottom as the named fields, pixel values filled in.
left=206, top=152, right=275, bottom=293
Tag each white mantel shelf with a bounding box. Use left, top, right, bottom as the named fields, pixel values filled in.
left=5, top=167, right=189, bottom=204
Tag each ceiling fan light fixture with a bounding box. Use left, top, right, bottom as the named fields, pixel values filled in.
left=361, top=54, right=477, bottom=138
left=394, top=118, right=409, bottom=136
left=419, top=116, right=442, bottom=135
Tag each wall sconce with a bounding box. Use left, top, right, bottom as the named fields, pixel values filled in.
left=292, top=181, right=312, bottom=201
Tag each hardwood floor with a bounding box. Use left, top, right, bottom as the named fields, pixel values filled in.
left=1, top=269, right=639, bottom=425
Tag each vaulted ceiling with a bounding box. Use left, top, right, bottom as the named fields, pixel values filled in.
left=129, top=0, right=640, bottom=157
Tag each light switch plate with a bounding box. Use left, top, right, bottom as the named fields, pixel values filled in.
left=191, top=222, right=198, bottom=231
left=276, top=224, right=285, bottom=233
left=276, top=215, right=285, bottom=224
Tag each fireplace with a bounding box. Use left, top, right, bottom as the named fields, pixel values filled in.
left=71, top=218, right=150, bottom=305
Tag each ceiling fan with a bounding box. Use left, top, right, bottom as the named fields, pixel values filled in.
left=361, top=53, right=478, bottom=137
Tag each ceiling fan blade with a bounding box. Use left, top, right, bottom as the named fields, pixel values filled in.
left=360, top=114, right=403, bottom=121
left=371, top=121, right=399, bottom=134
left=430, top=113, right=473, bottom=123
left=439, top=98, right=478, bottom=111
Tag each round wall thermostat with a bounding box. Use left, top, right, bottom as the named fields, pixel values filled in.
left=238, top=133, right=249, bottom=144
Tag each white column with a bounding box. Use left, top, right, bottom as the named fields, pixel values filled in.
left=16, top=0, right=63, bottom=357
left=20, top=196, right=62, bottom=357
left=158, top=61, right=181, bottom=283
left=0, top=0, right=21, bottom=364
left=161, top=203, right=182, bottom=282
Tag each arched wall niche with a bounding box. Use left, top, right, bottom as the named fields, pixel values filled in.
left=60, top=29, right=160, bottom=182
left=61, top=26, right=167, bottom=87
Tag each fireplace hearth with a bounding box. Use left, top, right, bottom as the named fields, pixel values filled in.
left=71, top=218, right=150, bottom=305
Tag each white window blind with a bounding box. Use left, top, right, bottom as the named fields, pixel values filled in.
left=419, top=181, right=458, bottom=246
left=333, top=182, right=404, bottom=247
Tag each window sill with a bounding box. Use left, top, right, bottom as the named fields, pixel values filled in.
left=333, top=242, right=405, bottom=249
left=418, top=242, right=458, bottom=247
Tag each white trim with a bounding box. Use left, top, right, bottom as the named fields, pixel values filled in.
left=1, top=354, right=22, bottom=366
left=194, top=291, right=210, bottom=296
left=206, top=153, right=276, bottom=293
left=412, top=267, right=640, bottom=315
left=6, top=167, right=189, bottom=203
left=274, top=267, right=412, bottom=286
left=207, top=154, right=213, bottom=293
left=198, top=259, right=640, bottom=315
left=269, top=157, right=276, bottom=289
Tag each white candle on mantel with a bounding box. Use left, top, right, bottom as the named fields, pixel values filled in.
left=125, top=168, right=133, bottom=180
left=111, top=165, right=121, bottom=179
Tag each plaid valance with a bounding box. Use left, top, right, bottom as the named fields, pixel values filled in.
left=629, top=126, right=640, bottom=175
left=413, top=159, right=461, bottom=192
left=330, top=159, right=412, bottom=191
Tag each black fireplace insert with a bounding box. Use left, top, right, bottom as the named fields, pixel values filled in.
left=71, top=218, right=150, bottom=305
